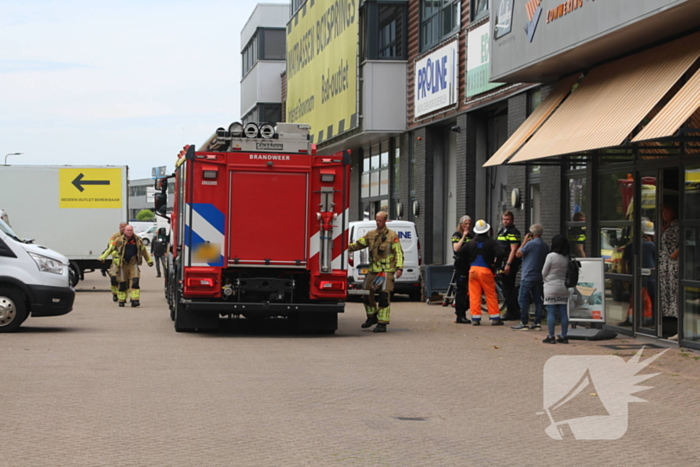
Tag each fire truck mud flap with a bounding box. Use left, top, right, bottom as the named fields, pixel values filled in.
left=174, top=297, right=219, bottom=333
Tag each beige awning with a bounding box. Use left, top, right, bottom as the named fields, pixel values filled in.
left=632, top=66, right=700, bottom=142
left=482, top=74, right=580, bottom=167
left=508, top=31, right=700, bottom=164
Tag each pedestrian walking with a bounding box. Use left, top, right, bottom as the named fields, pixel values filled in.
left=451, top=215, right=474, bottom=324
left=99, top=225, right=154, bottom=307
left=542, top=234, right=571, bottom=344
left=496, top=211, right=522, bottom=320
left=463, top=219, right=505, bottom=325
left=512, top=224, right=548, bottom=331
left=104, top=222, right=127, bottom=302
left=151, top=227, right=168, bottom=278
left=347, top=211, right=404, bottom=333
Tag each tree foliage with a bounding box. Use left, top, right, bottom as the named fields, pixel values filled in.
left=136, top=209, right=155, bottom=221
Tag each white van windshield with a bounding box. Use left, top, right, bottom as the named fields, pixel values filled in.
left=0, top=218, right=23, bottom=242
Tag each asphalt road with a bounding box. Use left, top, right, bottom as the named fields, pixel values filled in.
left=2, top=270, right=699, bottom=466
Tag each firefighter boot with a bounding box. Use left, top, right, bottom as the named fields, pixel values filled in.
left=131, top=300, right=140, bottom=308
left=361, top=313, right=378, bottom=329
left=118, top=302, right=125, bottom=307
left=112, top=294, right=118, bottom=302
left=373, top=323, right=387, bottom=333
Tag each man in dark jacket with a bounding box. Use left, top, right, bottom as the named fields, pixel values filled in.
left=151, top=228, right=168, bottom=278
left=463, top=219, right=505, bottom=326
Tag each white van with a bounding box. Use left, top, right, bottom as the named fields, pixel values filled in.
left=0, top=218, right=75, bottom=332
left=347, top=220, right=422, bottom=300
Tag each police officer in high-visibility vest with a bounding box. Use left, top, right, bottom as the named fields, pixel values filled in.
left=347, top=211, right=404, bottom=333
left=496, top=211, right=522, bottom=321
left=99, top=225, right=153, bottom=307
left=568, top=212, right=587, bottom=258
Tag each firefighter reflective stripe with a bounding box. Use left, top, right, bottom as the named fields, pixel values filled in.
left=185, top=203, right=225, bottom=267
left=348, top=229, right=404, bottom=273
left=377, top=306, right=390, bottom=324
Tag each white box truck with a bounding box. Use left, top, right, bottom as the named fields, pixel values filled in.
left=0, top=165, right=129, bottom=286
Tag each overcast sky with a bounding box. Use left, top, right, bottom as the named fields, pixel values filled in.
left=1, top=0, right=282, bottom=180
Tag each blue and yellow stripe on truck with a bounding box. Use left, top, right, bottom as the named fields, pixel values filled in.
left=184, top=203, right=225, bottom=267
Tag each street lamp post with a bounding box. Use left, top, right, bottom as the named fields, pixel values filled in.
left=4, top=153, right=23, bottom=165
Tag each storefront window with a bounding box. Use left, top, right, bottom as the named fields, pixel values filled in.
left=599, top=172, right=631, bottom=221
left=362, top=141, right=393, bottom=211
left=379, top=198, right=390, bottom=213
left=605, top=277, right=632, bottom=328
left=380, top=144, right=389, bottom=168
left=380, top=168, right=389, bottom=196
left=685, top=166, right=700, bottom=220
left=568, top=177, right=587, bottom=221
left=371, top=144, right=380, bottom=170
left=567, top=155, right=587, bottom=170
left=683, top=287, right=700, bottom=343
left=393, top=139, right=400, bottom=196
left=599, top=148, right=633, bottom=165
left=600, top=225, right=634, bottom=274
left=370, top=171, right=380, bottom=197
left=684, top=226, right=700, bottom=284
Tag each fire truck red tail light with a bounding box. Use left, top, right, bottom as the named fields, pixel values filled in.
left=186, top=277, right=214, bottom=288
left=318, top=280, right=346, bottom=291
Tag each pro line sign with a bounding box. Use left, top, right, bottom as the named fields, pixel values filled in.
left=59, top=168, right=122, bottom=209
left=414, top=40, right=458, bottom=119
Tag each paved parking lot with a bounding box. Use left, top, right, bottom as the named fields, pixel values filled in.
left=2, top=271, right=699, bottom=466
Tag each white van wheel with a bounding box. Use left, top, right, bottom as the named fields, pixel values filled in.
left=0, top=286, right=28, bottom=333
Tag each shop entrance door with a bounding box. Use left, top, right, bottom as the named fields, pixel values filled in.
left=634, top=170, right=659, bottom=336
left=634, top=167, right=680, bottom=338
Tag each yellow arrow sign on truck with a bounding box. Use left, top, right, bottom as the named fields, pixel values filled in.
left=59, top=168, right=123, bottom=209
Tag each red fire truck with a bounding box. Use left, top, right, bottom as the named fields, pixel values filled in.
left=155, top=122, right=351, bottom=333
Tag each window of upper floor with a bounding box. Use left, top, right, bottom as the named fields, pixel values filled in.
left=291, top=0, right=306, bottom=17
left=243, top=103, right=282, bottom=126
left=361, top=0, right=408, bottom=61
left=242, top=28, right=287, bottom=77
left=471, top=0, right=488, bottom=21
left=420, top=0, right=460, bottom=52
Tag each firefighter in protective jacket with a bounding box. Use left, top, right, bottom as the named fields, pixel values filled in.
left=104, top=222, right=127, bottom=302
left=347, top=211, right=404, bottom=332
left=99, top=224, right=153, bottom=307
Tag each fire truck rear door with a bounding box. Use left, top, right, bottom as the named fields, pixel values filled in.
left=228, top=171, right=308, bottom=266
